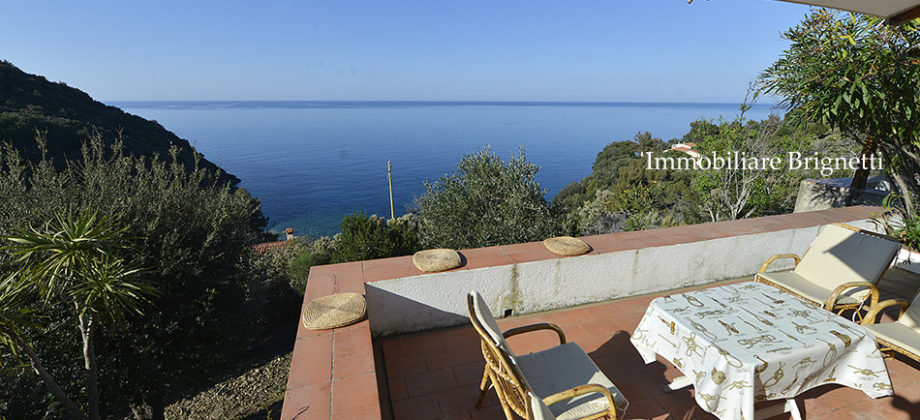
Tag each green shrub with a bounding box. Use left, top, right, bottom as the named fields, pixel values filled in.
left=280, top=214, right=419, bottom=294
left=331, top=213, right=420, bottom=263
left=416, top=147, right=561, bottom=249
left=0, top=134, right=292, bottom=418
left=286, top=237, right=334, bottom=292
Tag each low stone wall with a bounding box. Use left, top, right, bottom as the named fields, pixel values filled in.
left=365, top=207, right=884, bottom=336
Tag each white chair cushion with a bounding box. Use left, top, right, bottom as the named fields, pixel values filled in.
left=865, top=322, right=920, bottom=357
left=897, top=292, right=920, bottom=329
left=529, top=391, right=557, bottom=420
left=794, top=224, right=900, bottom=290
left=469, top=290, right=511, bottom=351
left=517, top=342, right=628, bottom=420
left=758, top=271, right=863, bottom=306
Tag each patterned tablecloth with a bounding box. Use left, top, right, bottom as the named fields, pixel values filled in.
left=630, top=281, right=892, bottom=420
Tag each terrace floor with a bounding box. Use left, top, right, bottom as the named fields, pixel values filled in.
left=378, top=269, right=920, bottom=420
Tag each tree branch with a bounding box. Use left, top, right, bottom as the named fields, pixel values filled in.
left=1, top=326, right=88, bottom=420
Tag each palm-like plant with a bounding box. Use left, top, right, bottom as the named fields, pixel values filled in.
left=0, top=275, right=88, bottom=419
left=2, top=210, right=155, bottom=420
left=7, top=211, right=125, bottom=295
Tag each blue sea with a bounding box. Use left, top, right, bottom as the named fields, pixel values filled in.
left=113, top=101, right=778, bottom=238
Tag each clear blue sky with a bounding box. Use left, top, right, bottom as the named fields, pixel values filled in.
left=1, top=0, right=815, bottom=102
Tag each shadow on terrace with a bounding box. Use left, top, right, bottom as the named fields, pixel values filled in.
left=281, top=206, right=920, bottom=420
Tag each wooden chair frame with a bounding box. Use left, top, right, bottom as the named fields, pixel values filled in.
left=861, top=296, right=920, bottom=363
left=754, top=223, right=893, bottom=321
left=466, top=294, right=619, bottom=420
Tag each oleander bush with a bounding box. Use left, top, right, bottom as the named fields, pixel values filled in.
left=760, top=10, right=920, bottom=223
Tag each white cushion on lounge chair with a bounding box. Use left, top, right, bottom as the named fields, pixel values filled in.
left=793, top=224, right=900, bottom=288
left=865, top=322, right=920, bottom=356
left=757, top=271, right=863, bottom=306
left=867, top=291, right=920, bottom=356
left=758, top=224, right=900, bottom=307
left=518, top=342, right=628, bottom=420
left=859, top=287, right=920, bottom=362
left=898, top=292, right=920, bottom=329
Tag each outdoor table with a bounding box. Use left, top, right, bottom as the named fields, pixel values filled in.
left=630, top=281, right=892, bottom=420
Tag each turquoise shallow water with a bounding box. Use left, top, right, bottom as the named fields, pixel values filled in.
left=113, top=101, right=778, bottom=238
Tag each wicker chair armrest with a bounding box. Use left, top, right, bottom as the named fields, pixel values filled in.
left=757, top=254, right=801, bottom=275
left=861, top=299, right=911, bottom=325
left=825, top=282, right=879, bottom=311
left=503, top=323, right=566, bottom=344
left=542, top=384, right=618, bottom=420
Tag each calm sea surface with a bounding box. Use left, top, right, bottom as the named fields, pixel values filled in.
left=113, top=101, right=777, bottom=238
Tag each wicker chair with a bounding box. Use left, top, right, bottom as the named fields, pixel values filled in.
left=467, top=291, right=628, bottom=420
left=861, top=291, right=920, bottom=363
left=755, top=223, right=900, bottom=320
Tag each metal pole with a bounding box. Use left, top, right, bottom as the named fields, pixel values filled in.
left=388, top=160, right=395, bottom=220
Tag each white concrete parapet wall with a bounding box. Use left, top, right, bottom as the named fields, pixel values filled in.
left=365, top=217, right=883, bottom=337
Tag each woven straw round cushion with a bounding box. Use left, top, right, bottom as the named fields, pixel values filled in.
left=302, top=292, right=366, bottom=330
left=412, top=248, right=461, bottom=272
left=543, top=236, right=591, bottom=256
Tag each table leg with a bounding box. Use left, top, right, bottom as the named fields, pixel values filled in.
left=664, top=375, right=693, bottom=392
left=666, top=378, right=802, bottom=419
left=754, top=398, right=801, bottom=420
left=788, top=398, right=803, bottom=420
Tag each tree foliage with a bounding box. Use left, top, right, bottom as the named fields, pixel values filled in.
left=690, top=116, right=795, bottom=221
left=759, top=10, right=920, bottom=217
left=416, top=147, right=560, bottom=249
left=559, top=132, right=698, bottom=234
left=282, top=237, right=334, bottom=292
left=2, top=211, right=155, bottom=420
left=558, top=114, right=852, bottom=233
left=331, top=213, right=420, bottom=263
left=552, top=135, right=645, bottom=212
left=0, top=134, right=289, bottom=419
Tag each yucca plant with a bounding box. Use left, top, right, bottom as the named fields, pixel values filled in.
left=2, top=210, right=155, bottom=420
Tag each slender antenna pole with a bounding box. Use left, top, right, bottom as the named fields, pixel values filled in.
left=388, top=160, right=395, bottom=220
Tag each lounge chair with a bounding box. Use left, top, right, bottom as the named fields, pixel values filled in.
left=861, top=292, right=920, bottom=363
left=755, top=223, right=900, bottom=319
left=467, top=291, right=628, bottom=420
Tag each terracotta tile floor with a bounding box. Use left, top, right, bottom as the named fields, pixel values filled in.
left=379, top=269, right=920, bottom=420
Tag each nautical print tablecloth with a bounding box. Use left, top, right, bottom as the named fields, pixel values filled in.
left=630, top=281, right=892, bottom=420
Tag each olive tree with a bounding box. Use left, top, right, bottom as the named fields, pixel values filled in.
left=416, top=147, right=560, bottom=249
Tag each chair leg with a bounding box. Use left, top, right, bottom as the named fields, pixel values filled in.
left=476, top=367, right=491, bottom=408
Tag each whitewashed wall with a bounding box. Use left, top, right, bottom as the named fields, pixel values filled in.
left=365, top=219, right=882, bottom=336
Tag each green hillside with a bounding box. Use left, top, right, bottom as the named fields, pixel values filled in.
left=0, top=60, right=238, bottom=183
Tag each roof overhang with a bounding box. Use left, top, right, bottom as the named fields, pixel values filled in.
left=689, top=1, right=920, bottom=25
left=775, top=0, right=920, bottom=25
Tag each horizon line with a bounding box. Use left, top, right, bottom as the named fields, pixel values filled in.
left=107, top=99, right=782, bottom=107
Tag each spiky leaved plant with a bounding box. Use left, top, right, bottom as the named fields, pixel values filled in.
left=2, top=210, right=155, bottom=420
